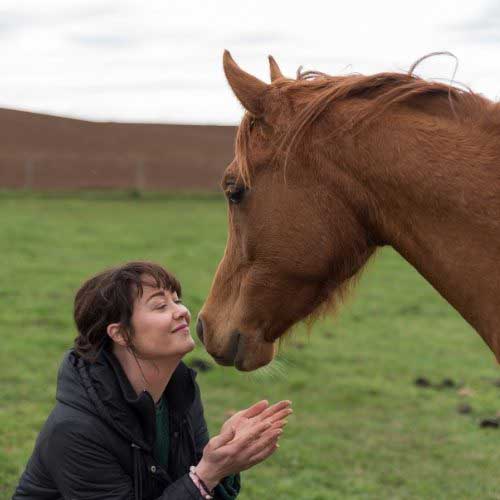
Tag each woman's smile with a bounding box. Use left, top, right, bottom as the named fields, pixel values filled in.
left=171, top=323, right=190, bottom=334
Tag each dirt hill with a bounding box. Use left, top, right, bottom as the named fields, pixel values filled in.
left=0, top=108, right=237, bottom=191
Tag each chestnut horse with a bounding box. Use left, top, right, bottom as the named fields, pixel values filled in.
left=197, top=51, right=500, bottom=371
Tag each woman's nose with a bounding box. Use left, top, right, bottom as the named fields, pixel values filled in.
left=174, top=303, right=190, bottom=321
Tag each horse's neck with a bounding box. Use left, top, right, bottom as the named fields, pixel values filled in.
left=366, top=128, right=500, bottom=359
left=387, top=211, right=500, bottom=357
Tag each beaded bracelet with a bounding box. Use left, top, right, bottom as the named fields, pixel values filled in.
left=189, top=466, right=214, bottom=499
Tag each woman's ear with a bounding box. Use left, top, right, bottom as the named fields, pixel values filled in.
left=107, top=323, right=127, bottom=347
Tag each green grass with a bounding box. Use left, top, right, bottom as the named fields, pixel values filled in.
left=2, top=191, right=500, bottom=499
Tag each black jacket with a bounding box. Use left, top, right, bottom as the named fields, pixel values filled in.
left=13, top=349, right=240, bottom=499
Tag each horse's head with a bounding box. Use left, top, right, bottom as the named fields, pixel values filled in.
left=197, top=52, right=376, bottom=371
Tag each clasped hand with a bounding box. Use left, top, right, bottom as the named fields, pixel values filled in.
left=195, top=399, right=292, bottom=490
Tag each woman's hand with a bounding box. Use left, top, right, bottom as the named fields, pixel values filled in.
left=222, top=399, right=292, bottom=437
left=195, top=399, right=292, bottom=490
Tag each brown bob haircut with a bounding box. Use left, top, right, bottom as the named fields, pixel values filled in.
left=74, top=261, right=181, bottom=362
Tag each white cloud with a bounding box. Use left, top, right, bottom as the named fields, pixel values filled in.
left=0, top=0, right=497, bottom=123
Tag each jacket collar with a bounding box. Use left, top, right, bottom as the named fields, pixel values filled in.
left=64, top=348, right=197, bottom=452
left=102, top=349, right=197, bottom=417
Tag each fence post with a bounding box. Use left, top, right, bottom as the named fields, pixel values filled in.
left=24, top=158, right=34, bottom=189
left=135, top=158, right=145, bottom=193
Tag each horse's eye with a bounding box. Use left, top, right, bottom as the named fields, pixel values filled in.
left=227, top=186, right=246, bottom=204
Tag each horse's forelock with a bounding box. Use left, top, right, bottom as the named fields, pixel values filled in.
left=234, top=113, right=253, bottom=187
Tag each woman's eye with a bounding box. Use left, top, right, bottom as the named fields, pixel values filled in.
left=227, top=186, right=246, bottom=204
left=174, top=300, right=183, bottom=305
left=155, top=304, right=167, bottom=310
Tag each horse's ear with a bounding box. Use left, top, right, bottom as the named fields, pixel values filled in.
left=268, top=55, right=284, bottom=82
left=223, top=50, right=269, bottom=117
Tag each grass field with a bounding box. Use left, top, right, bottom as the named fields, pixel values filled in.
left=2, top=191, right=500, bottom=499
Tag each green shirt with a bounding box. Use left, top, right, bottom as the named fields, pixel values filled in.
left=154, top=396, right=169, bottom=467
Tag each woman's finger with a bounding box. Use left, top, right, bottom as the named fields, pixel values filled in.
left=226, top=409, right=243, bottom=421
left=240, top=400, right=269, bottom=419
left=210, top=425, right=236, bottom=450
left=262, top=420, right=287, bottom=434
left=270, top=421, right=288, bottom=434
left=245, top=431, right=281, bottom=461
left=264, top=408, right=293, bottom=424
left=230, top=420, right=272, bottom=450
left=242, top=426, right=282, bottom=455
left=247, top=441, right=280, bottom=467
left=254, top=400, right=291, bottom=421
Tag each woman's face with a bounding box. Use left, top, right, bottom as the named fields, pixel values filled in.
left=129, top=278, right=195, bottom=360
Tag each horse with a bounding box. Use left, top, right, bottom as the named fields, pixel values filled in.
left=196, top=51, right=500, bottom=372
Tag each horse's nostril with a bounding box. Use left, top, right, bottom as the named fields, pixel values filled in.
left=196, top=317, right=205, bottom=344
left=228, top=331, right=241, bottom=361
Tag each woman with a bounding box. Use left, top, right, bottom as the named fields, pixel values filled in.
left=13, top=261, right=291, bottom=499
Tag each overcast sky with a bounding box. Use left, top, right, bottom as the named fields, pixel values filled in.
left=1, top=0, right=499, bottom=124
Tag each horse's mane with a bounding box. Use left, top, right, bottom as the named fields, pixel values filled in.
left=235, top=59, right=496, bottom=185
left=285, top=67, right=488, bottom=143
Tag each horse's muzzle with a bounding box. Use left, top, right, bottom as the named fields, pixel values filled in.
left=197, top=315, right=241, bottom=366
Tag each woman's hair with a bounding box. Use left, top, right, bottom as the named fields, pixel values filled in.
left=73, top=261, right=181, bottom=362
